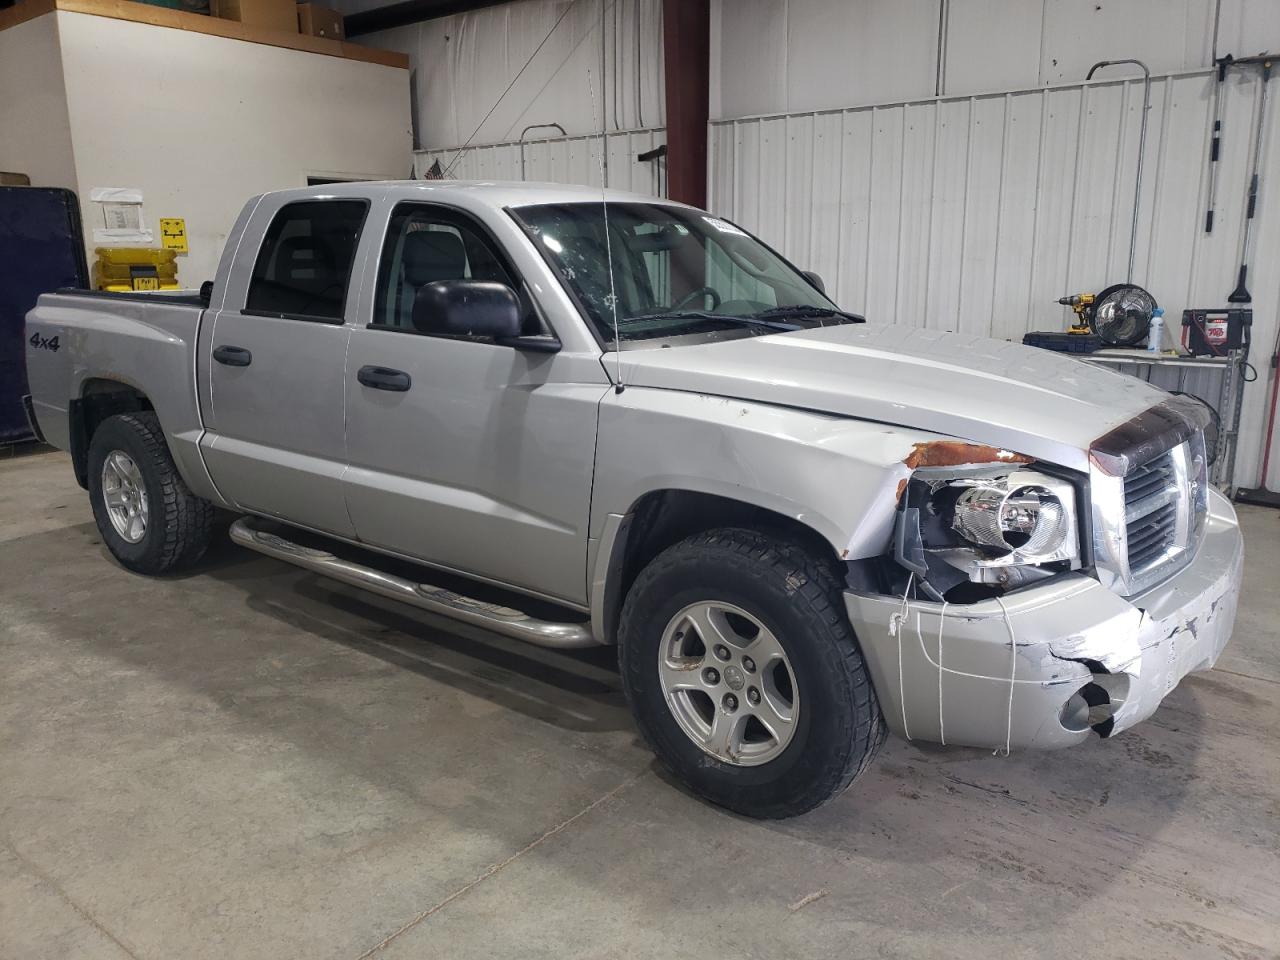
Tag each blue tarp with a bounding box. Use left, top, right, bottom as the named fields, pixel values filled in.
left=0, top=187, right=88, bottom=443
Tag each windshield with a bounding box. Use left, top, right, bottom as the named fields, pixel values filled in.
left=510, top=202, right=842, bottom=347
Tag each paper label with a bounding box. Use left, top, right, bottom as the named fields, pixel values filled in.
left=702, top=216, right=747, bottom=236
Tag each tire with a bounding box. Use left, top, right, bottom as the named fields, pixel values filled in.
left=87, top=412, right=217, bottom=575
left=618, top=528, right=886, bottom=818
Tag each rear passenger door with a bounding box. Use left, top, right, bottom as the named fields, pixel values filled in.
left=200, top=197, right=367, bottom=536
left=341, top=202, right=606, bottom=606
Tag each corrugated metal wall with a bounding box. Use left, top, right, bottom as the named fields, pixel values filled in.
left=709, top=69, right=1280, bottom=490
left=357, top=0, right=664, bottom=150
left=414, top=127, right=667, bottom=195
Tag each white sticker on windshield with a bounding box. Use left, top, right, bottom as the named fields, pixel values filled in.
left=702, top=216, right=747, bottom=236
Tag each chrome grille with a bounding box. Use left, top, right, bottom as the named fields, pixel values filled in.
left=1090, top=400, right=1212, bottom=598
left=1123, top=452, right=1179, bottom=574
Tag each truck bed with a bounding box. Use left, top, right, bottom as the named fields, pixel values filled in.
left=24, top=289, right=213, bottom=498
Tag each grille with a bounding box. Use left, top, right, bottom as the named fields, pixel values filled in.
left=1123, top=452, right=1179, bottom=574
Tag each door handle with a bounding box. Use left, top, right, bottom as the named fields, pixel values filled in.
left=357, top=365, right=412, bottom=392
left=213, top=345, right=252, bottom=367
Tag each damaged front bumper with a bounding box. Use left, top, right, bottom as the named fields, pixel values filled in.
left=844, top=488, right=1243, bottom=750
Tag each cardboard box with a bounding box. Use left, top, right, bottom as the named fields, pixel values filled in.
left=297, top=3, right=344, bottom=39
left=211, top=0, right=297, bottom=33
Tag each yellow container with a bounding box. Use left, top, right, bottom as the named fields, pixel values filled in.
left=96, top=261, right=178, bottom=281
left=94, top=246, right=178, bottom=267
left=93, top=247, right=181, bottom=292
left=99, top=279, right=182, bottom=292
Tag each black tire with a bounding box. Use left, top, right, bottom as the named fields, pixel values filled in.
left=87, top=412, right=217, bottom=575
left=618, top=528, right=886, bottom=818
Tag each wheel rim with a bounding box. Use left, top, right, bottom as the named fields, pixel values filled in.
left=657, top=601, right=799, bottom=767
left=101, top=450, right=148, bottom=544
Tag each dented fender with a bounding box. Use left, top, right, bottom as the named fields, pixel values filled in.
left=589, top=386, right=950, bottom=562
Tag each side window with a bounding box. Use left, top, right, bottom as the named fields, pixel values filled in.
left=245, top=200, right=367, bottom=322
left=373, top=205, right=518, bottom=331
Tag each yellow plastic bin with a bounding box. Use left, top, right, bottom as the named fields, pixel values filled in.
left=93, top=247, right=180, bottom=292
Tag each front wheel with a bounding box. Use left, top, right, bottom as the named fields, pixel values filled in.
left=618, top=528, right=885, bottom=818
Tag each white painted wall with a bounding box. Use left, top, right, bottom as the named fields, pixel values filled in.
left=354, top=0, right=663, bottom=151
left=54, top=10, right=412, bottom=284
left=0, top=14, right=77, bottom=190
left=711, top=0, right=1280, bottom=120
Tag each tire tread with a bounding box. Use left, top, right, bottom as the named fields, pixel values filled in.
left=619, top=527, right=886, bottom=818
left=89, top=412, right=217, bottom=574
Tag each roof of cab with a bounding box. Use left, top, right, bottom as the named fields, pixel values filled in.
left=256, top=179, right=686, bottom=210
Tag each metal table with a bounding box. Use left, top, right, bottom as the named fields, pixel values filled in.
left=1083, top=348, right=1249, bottom=491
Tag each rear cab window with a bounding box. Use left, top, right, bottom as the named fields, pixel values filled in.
left=245, top=199, right=368, bottom=323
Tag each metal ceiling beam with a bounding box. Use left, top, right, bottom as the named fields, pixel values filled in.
left=345, top=0, right=509, bottom=38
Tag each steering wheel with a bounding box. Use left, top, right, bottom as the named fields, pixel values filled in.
left=670, top=286, right=721, bottom=312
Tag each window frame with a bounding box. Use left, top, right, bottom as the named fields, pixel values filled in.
left=367, top=200, right=542, bottom=342
left=242, top=197, right=371, bottom=326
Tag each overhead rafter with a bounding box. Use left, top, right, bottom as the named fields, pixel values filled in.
left=346, top=0, right=509, bottom=38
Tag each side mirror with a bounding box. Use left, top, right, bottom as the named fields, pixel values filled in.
left=801, top=270, right=826, bottom=295
left=413, top=280, right=523, bottom=339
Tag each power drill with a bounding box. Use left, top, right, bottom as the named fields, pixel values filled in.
left=1057, top=293, right=1096, bottom=334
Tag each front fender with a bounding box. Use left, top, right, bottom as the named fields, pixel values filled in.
left=590, top=387, right=945, bottom=564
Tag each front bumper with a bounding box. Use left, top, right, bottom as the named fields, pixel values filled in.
left=844, top=488, right=1243, bottom=750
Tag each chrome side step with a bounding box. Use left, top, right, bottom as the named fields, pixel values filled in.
left=229, top=517, right=599, bottom=649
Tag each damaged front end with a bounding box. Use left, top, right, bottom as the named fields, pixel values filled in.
left=892, top=457, right=1085, bottom=601
left=843, top=411, right=1243, bottom=752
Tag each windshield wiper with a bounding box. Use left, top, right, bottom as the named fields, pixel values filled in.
left=619, top=311, right=802, bottom=333
left=753, top=305, right=865, bottom=324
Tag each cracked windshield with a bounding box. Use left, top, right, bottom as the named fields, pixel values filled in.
left=511, top=202, right=856, bottom=347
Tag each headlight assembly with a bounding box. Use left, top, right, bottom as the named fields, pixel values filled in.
left=895, top=467, right=1082, bottom=594
left=951, top=476, right=1074, bottom=564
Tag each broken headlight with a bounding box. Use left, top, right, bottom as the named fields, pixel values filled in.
left=896, top=468, right=1082, bottom=593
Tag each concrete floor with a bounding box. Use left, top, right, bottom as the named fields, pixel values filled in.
left=1, top=447, right=1277, bottom=960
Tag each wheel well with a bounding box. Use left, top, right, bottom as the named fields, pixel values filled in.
left=69, top=379, right=154, bottom=489
left=601, top=490, right=844, bottom=644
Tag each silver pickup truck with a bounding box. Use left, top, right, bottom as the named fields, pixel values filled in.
left=24, top=181, right=1243, bottom=818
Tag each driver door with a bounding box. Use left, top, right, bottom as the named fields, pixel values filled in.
left=341, top=202, right=607, bottom=606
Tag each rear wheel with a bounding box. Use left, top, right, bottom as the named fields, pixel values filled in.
left=618, top=528, right=885, bottom=818
left=87, top=412, right=216, bottom=574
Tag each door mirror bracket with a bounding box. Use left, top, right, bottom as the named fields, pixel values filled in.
left=495, top=334, right=562, bottom=353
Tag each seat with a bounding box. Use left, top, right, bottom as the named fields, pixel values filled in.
left=398, top=230, right=467, bottom=327
left=248, top=235, right=337, bottom=315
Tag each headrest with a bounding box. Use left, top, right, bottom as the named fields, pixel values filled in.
left=403, top=230, right=466, bottom=287
left=276, top=236, right=330, bottom=280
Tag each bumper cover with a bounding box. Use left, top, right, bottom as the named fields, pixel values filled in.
left=845, top=488, right=1243, bottom=750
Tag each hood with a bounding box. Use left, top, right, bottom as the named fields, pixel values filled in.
left=618, top=324, right=1170, bottom=472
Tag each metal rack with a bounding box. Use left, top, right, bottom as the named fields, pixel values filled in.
left=1083, top=349, right=1249, bottom=491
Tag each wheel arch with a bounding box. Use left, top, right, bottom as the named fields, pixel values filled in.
left=591, top=488, right=848, bottom=645
left=70, top=378, right=155, bottom=489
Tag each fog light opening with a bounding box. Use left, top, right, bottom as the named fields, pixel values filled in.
left=1060, top=681, right=1117, bottom=736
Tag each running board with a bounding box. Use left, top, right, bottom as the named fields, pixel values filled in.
left=229, top=518, right=599, bottom=649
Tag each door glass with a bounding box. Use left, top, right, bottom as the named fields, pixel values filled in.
left=245, top=200, right=367, bottom=321
left=374, top=205, right=516, bottom=330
